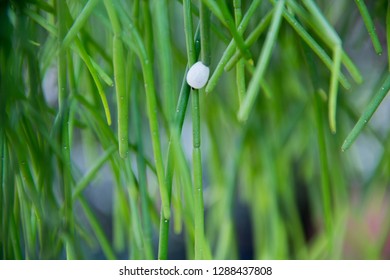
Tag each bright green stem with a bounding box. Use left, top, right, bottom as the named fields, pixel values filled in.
left=141, top=56, right=171, bottom=220
left=122, top=16, right=172, bottom=225
left=74, top=38, right=112, bottom=125
left=104, top=0, right=128, bottom=158
left=141, top=0, right=154, bottom=63
left=62, top=0, right=101, bottom=50
left=158, top=65, right=194, bottom=259
left=119, top=8, right=170, bottom=219
left=191, top=0, right=208, bottom=260
left=157, top=24, right=201, bottom=259
left=238, top=0, right=285, bottom=122
left=192, top=91, right=204, bottom=260
left=113, top=35, right=128, bottom=158
left=354, top=0, right=383, bottom=54
left=234, top=0, right=246, bottom=104
left=342, top=74, right=390, bottom=152
left=329, top=46, right=342, bottom=133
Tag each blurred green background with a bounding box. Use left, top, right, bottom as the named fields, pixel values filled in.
left=1, top=0, right=390, bottom=260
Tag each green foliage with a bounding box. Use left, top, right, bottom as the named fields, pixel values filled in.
left=1, top=0, right=390, bottom=260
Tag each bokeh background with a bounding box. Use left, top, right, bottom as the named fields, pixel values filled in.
left=1, top=0, right=390, bottom=259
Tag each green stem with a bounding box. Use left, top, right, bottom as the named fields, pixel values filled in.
left=224, top=10, right=273, bottom=71
left=141, top=0, right=154, bottom=62
left=354, top=0, right=383, bottom=54
left=342, top=74, right=390, bottom=151
left=192, top=1, right=208, bottom=260
left=157, top=24, right=201, bottom=259
left=287, top=0, right=361, bottom=85
left=79, top=196, right=116, bottom=259
left=72, top=146, right=116, bottom=198
left=329, top=45, right=342, bottom=133
left=233, top=0, right=246, bottom=104
left=117, top=4, right=171, bottom=220
left=62, top=0, right=101, bottom=50
left=271, top=4, right=351, bottom=89
left=152, top=0, right=175, bottom=125
left=104, top=0, right=128, bottom=158
left=238, top=0, right=285, bottom=122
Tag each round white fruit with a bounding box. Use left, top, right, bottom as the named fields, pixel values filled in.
left=186, top=61, right=210, bottom=89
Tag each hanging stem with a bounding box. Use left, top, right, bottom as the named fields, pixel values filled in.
left=104, top=0, right=128, bottom=158
left=342, top=74, right=390, bottom=151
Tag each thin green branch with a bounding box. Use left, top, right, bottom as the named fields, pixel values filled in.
left=342, top=74, right=390, bottom=151
left=62, top=0, right=101, bottom=50
left=238, top=0, right=285, bottom=122
left=118, top=5, right=170, bottom=220
left=233, top=0, right=246, bottom=105
left=354, top=0, right=383, bottom=54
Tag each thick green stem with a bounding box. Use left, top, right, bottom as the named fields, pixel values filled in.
left=104, top=0, right=128, bottom=158
left=152, top=0, right=175, bottom=125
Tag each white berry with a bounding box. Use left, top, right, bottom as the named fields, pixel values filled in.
left=186, top=61, right=210, bottom=89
